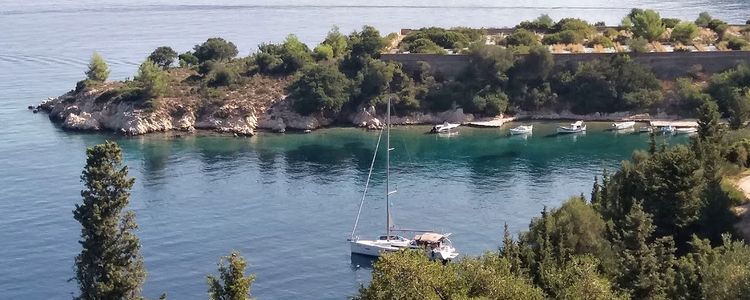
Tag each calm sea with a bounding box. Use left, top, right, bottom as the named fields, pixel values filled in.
left=0, top=1, right=734, bottom=299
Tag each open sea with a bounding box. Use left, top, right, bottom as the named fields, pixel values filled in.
left=0, top=1, right=738, bottom=299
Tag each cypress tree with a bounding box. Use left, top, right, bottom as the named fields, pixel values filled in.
left=73, top=141, right=145, bottom=299
left=207, top=251, right=256, bottom=300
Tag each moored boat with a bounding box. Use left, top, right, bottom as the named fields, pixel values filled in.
left=611, top=121, right=636, bottom=130
left=509, top=124, right=533, bottom=135
left=675, top=127, right=698, bottom=134
left=430, top=122, right=460, bottom=133
left=557, top=121, right=586, bottom=134
left=661, top=125, right=675, bottom=134
left=349, top=98, right=459, bottom=262
left=639, top=126, right=654, bottom=133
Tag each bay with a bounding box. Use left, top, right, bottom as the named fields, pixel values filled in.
left=0, top=1, right=725, bottom=298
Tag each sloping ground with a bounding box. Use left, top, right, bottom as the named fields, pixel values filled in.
left=731, top=173, right=750, bottom=241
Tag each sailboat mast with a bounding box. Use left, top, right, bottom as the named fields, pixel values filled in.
left=386, top=97, right=391, bottom=242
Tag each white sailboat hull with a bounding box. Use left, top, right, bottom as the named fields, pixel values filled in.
left=349, top=239, right=409, bottom=257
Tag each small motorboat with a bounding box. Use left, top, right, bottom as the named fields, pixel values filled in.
left=509, top=125, right=533, bottom=135
left=639, top=126, right=653, bottom=133
left=611, top=121, right=636, bottom=130
left=661, top=125, right=675, bottom=134
left=557, top=121, right=586, bottom=134
left=430, top=122, right=460, bottom=134
left=675, top=127, right=698, bottom=134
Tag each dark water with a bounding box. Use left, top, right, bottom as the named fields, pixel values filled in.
left=0, top=1, right=726, bottom=299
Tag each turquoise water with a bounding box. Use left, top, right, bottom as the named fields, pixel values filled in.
left=0, top=1, right=721, bottom=298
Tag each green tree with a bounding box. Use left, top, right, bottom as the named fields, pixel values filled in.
left=207, top=251, right=255, bottom=300
left=135, top=60, right=168, bottom=103
left=86, top=52, right=110, bottom=82
left=695, top=12, right=713, bottom=27
left=178, top=52, right=199, bottom=67
left=194, top=38, right=238, bottom=62
left=289, top=64, right=351, bottom=115
left=671, top=22, right=699, bottom=45
left=321, top=26, right=348, bottom=58
left=73, top=141, right=145, bottom=300
left=279, top=34, right=313, bottom=73
left=313, top=44, right=334, bottom=61
left=348, top=25, right=385, bottom=58
left=631, top=9, right=666, bottom=42
left=147, top=46, right=178, bottom=69
left=403, top=38, right=446, bottom=54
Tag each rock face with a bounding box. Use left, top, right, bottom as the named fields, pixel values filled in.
left=38, top=82, right=487, bottom=136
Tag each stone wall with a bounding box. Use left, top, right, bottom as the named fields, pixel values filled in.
left=381, top=51, right=750, bottom=79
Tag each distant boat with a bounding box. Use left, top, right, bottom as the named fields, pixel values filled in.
left=349, top=98, right=459, bottom=262
left=557, top=121, right=586, bottom=134
left=661, top=125, right=675, bottom=134
left=611, top=121, right=635, bottom=130
left=675, top=127, right=698, bottom=134
left=509, top=125, right=533, bottom=135
left=639, top=126, right=654, bottom=133
left=430, top=122, right=460, bottom=134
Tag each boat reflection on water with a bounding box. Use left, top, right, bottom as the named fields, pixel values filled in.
left=350, top=253, right=377, bottom=270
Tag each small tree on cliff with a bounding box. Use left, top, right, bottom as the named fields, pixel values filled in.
left=207, top=251, right=256, bottom=300
left=148, top=46, right=178, bottom=69
left=73, top=141, right=146, bottom=299
left=135, top=60, right=168, bottom=104
left=86, top=52, right=110, bottom=82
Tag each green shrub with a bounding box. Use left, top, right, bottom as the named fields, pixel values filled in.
left=628, top=37, right=650, bottom=53
left=517, top=14, right=555, bottom=32
left=695, top=12, right=712, bottom=27
left=193, top=38, right=238, bottom=62
left=727, top=37, right=749, bottom=50
left=134, top=60, right=168, bottom=101
left=672, top=22, right=699, bottom=45
left=504, top=29, right=540, bottom=47
left=721, top=179, right=747, bottom=206
left=313, top=44, right=334, bottom=61
left=662, top=18, right=681, bottom=28
left=631, top=9, right=666, bottom=41
left=289, top=64, right=351, bottom=115
left=208, top=65, right=239, bottom=87
left=178, top=52, right=199, bottom=67
left=587, top=36, right=615, bottom=48
left=403, top=38, right=446, bottom=54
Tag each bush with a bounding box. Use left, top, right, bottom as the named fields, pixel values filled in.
left=504, top=29, right=540, bottom=47
left=542, top=30, right=584, bottom=45
left=587, top=36, right=614, bottom=48
left=628, top=37, right=650, bottom=53
left=193, top=38, right=238, bottom=62
left=403, top=38, right=446, bottom=54
left=662, top=18, right=681, bottom=28
left=552, top=18, right=596, bottom=38
left=321, top=26, right=348, bottom=58
left=148, top=46, right=177, bottom=69
left=208, top=65, right=238, bottom=87
left=86, top=52, right=110, bottom=82
left=178, top=52, right=199, bottom=67
left=721, top=179, right=747, bottom=206
left=727, top=37, right=749, bottom=50
left=289, top=64, right=351, bottom=115
left=254, top=35, right=313, bottom=75
left=517, top=14, right=555, bottom=32
left=671, top=22, right=699, bottom=45
left=469, top=90, right=508, bottom=116
left=313, top=44, right=334, bottom=61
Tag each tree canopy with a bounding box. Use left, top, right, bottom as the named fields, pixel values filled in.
left=194, top=38, right=239, bottom=62
left=85, top=52, right=110, bottom=82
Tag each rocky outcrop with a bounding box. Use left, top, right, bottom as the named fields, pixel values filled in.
left=350, top=105, right=475, bottom=129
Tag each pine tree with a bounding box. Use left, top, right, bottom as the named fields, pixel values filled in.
left=591, top=176, right=601, bottom=207
left=207, top=251, right=256, bottom=300
left=73, top=141, right=145, bottom=299
left=85, top=52, right=110, bottom=82
left=501, top=223, right=523, bottom=275
left=648, top=130, right=657, bottom=155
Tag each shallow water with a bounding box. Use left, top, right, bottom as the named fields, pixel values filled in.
left=0, top=1, right=725, bottom=298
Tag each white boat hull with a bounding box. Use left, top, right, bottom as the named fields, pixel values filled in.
left=556, top=125, right=586, bottom=134
left=509, top=125, right=533, bottom=135
left=612, top=121, right=636, bottom=130
left=349, top=239, right=409, bottom=257
left=675, top=127, right=698, bottom=134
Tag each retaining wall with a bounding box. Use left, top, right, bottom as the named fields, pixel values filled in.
left=381, top=51, right=750, bottom=79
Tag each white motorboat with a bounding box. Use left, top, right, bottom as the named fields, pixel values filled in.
left=349, top=98, right=459, bottom=262
left=509, top=125, right=533, bottom=135
left=661, top=125, right=675, bottom=134
left=675, top=127, right=698, bottom=134
left=639, top=126, right=654, bottom=133
left=611, top=121, right=636, bottom=130
left=430, top=122, right=460, bottom=133
left=557, top=121, right=586, bottom=134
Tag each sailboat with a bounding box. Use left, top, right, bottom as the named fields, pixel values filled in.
left=348, top=98, right=459, bottom=262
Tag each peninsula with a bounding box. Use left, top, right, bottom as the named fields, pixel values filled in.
left=37, top=9, right=750, bottom=135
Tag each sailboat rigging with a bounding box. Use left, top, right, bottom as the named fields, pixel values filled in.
left=348, top=97, right=459, bottom=262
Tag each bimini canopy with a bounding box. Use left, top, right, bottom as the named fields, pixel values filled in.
left=414, top=232, right=444, bottom=243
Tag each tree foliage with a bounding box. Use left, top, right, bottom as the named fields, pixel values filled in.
left=148, top=46, right=178, bottom=69
left=73, top=141, right=145, bottom=300
left=86, top=52, right=110, bottom=82
left=289, top=64, right=350, bottom=115
left=630, top=9, right=665, bottom=41
left=135, top=60, right=168, bottom=101
left=194, top=38, right=238, bottom=62
left=671, top=22, right=699, bottom=45
left=207, top=251, right=255, bottom=300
